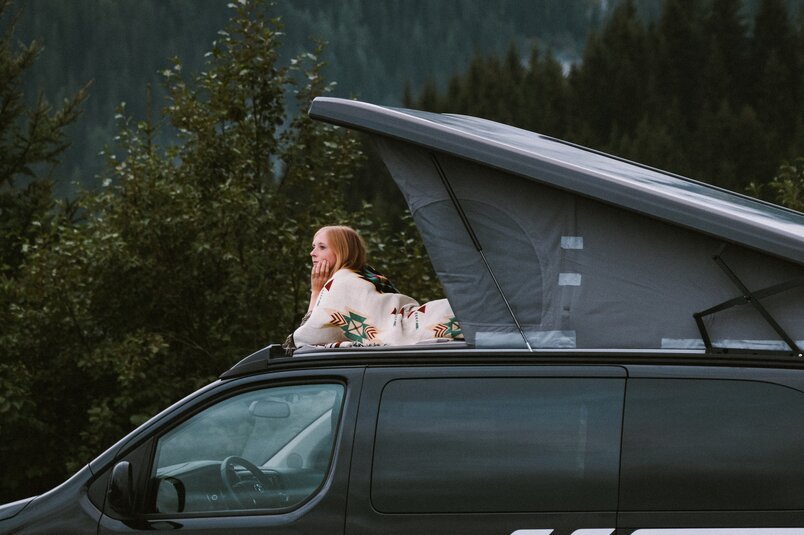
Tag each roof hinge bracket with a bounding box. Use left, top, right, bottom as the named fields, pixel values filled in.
left=693, top=252, right=804, bottom=357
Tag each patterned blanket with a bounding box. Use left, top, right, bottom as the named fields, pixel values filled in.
left=292, top=268, right=463, bottom=348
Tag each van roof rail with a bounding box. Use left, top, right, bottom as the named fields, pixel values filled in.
left=220, top=344, right=288, bottom=379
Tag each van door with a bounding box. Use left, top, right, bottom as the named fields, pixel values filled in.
left=97, top=368, right=363, bottom=535
left=347, top=365, right=626, bottom=535
left=619, top=365, right=804, bottom=533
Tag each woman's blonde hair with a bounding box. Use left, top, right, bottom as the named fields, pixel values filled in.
left=317, top=225, right=367, bottom=272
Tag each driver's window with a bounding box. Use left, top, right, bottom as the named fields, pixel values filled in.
left=149, top=383, right=344, bottom=514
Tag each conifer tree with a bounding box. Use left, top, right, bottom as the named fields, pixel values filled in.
left=751, top=0, right=798, bottom=156
left=521, top=45, right=568, bottom=137
left=0, top=0, right=86, bottom=277
left=692, top=101, right=773, bottom=189
left=654, top=0, right=707, bottom=127
left=702, top=0, right=749, bottom=108
left=0, top=0, right=88, bottom=501
left=571, top=0, right=649, bottom=146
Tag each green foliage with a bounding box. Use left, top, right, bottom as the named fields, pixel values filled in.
left=764, top=159, right=804, bottom=211
left=0, top=0, right=439, bottom=501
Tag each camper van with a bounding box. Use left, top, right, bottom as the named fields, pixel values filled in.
left=1, top=97, right=803, bottom=535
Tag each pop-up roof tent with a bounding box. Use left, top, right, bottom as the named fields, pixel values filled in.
left=309, top=97, right=804, bottom=355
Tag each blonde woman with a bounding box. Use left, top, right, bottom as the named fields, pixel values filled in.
left=286, top=225, right=462, bottom=350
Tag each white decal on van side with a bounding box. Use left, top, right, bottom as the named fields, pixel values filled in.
left=510, top=530, right=614, bottom=535
left=512, top=530, right=804, bottom=535
left=633, top=529, right=804, bottom=534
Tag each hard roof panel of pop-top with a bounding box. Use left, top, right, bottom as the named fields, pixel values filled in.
left=309, top=97, right=804, bottom=266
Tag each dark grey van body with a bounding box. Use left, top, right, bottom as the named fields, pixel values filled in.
left=4, top=349, right=804, bottom=534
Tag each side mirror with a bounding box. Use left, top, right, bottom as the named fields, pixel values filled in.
left=108, top=461, right=134, bottom=516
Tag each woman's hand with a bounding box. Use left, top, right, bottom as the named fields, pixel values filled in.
left=308, top=259, right=331, bottom=312
left=311, top=259, right=331, bottom=294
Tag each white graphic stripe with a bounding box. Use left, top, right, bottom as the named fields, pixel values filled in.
left=510, top=529, right=804, bottom=535
left=633, top=529, right=804, bottom=535
left=510, top=530, right=615, bottom=535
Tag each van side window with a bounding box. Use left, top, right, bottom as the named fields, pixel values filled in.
left=621, top=378, right=804, bottom=511
left=371, top=377, right=624, bottom=513
left=148, top=383, right=343, bottom=514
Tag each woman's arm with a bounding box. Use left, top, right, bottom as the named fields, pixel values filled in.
left=294, top=268, right=353, bottom=347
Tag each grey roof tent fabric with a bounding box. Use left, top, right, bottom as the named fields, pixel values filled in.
left=309, top=97, right=804, bottom=352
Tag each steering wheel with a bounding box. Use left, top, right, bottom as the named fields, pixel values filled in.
left=219, top=456, right=286, bottom=509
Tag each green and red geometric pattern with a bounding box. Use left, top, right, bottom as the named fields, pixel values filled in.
left=433, top=316, right=462, bottom=339
left=330, top=311, right=378, bottom=343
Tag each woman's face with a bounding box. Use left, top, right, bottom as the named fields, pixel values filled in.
left=310, top=229, right=337, bottom=270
